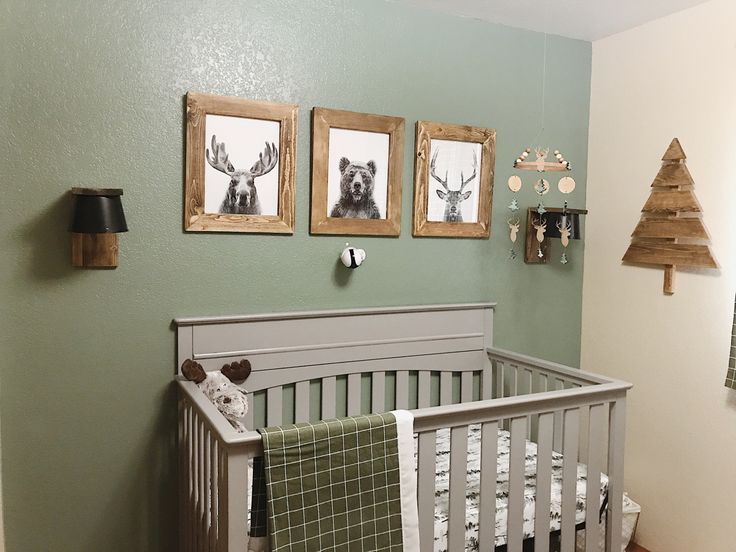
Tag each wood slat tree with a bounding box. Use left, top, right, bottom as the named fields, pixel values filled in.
left=623, top=138, right=717, bottom=295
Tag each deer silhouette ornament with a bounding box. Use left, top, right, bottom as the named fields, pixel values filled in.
left=206, top=135, right=279, bottom=215
left=431, top=149, right=478, bottom=223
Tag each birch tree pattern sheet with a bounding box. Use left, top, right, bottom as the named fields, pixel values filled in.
left=419, top=424, right=608, bottom=550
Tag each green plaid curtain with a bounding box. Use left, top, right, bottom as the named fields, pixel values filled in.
left=727, top=296, right=736, bottom=389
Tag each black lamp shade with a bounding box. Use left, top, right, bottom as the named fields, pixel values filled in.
left=70, top=188, right=128, bottom=233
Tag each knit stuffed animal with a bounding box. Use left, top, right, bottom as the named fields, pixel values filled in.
left=181, top=359, right=251, bottom=432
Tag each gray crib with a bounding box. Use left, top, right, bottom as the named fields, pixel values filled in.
left=176, top=303, right=631, bottom=552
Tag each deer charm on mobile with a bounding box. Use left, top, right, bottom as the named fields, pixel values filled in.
left=508, top=217, right=520, bottom=243
left=430, top=149, right=478, bottom=223
left=533, top=216, right=547, bottom=243
left=206, top=135, right=279, bottom=215
left=557, top=215, right=572, bottom=264
left=557, top=216, right=572, bottom=248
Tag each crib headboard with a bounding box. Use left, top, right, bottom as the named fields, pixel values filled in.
left=174, top=303, right=494, bottom=424
left=175, top=303, right=493, bottom=383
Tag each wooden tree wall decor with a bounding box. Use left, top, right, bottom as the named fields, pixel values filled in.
left=622, top=138, right=717, bottom=295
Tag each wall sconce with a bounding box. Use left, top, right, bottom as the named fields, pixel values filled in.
left=70, top=188, right=128, bottom=268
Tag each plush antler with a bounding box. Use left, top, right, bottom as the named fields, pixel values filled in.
left=430, top=149, right=449, bottom=191
left=181, top=359, right=207, bottom=383
left=221, top=359, right=252, bottom=383
left=459, top=151, right=478, bottom=192
left=249, top=142, right=279, bottom=178
left=206, top=135, right=235, bottom=175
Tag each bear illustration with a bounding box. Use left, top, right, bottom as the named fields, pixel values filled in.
left=330, top=157, right=382, bottom=219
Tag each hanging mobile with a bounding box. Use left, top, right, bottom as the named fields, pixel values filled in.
left=508, top=249, right=517, bottom=261
left=508, top=198, right=520, bottom=212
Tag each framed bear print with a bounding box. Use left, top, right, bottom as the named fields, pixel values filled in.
left=184, top=92, right=297, bottom=233
left=413, top=120, right=496, bottom=238
left=310, top=107, right=405, bottom=236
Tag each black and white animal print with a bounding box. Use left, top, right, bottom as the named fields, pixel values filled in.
left=330, top=157, right=382, bottom=219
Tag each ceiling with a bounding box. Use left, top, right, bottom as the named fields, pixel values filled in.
left=395, top=0, right=712, bottom=41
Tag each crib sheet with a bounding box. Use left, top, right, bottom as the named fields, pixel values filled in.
left=426, top=424, right=608, bottom=551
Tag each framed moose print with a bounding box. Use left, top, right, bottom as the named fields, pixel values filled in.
left=184, top=92, right=297, bottom=233
left=310, top=107, right=405, bottom=236
left=413, top=120, right=496, bottom=238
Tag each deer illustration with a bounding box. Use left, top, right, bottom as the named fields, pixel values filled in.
left=206, top=135, right=279, bottom=215
left=431, top=149, right=478, bottom=223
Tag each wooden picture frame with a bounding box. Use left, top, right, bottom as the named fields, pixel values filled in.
left=184, top=92, right=297, bottom=233
left=310, top=107, right=405, bottom=236
left=413, top=121, right=496, bottom=238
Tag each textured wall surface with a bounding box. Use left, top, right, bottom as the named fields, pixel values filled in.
left=582, top=1, right=736, bottom=550
left=0, top=1, right=591, bottom=550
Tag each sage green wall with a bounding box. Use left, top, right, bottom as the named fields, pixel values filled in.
left=0, top=1, right=591, bottom=550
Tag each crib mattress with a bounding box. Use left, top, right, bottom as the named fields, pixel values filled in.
left=427, top=424, right=608, bottom=550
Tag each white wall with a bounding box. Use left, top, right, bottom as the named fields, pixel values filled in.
left=582, top=1, right=736, bottom=550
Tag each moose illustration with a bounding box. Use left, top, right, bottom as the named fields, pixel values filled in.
left=430, top=148, right=478, bottom=223
left=206, top=135, right=279, bottom=215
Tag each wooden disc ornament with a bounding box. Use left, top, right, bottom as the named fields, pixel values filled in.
left=558, top=176, right=576, bottom=194
left=534, top=178, right=550, bottom=195
left=507, top=175, right=522, bottom=193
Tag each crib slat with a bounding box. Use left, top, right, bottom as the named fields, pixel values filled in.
left=495, top=359, right=505, bottom=398
left=509, top=364, right=519, bottom=397
left=370, top=371, right=386, bottom=413
left=200, top=420, right=207, bottom=551
left=294, top=381, right=310, bottom=423
left=203, top=429, right=211, bottom=551
left=418, top=371, right=431, bottom=408
left=440, top=371, right=453, bottom=405
left=553, top=379, right=564, bottom=451
left=178, top=402, right=186, bottom=552
left=507, top=416, right=527, bottom=552
left=267, top=386, right=283, bottom=426
left=585, top=404, right=605, bottom=552
left=461, top=371, right=473, bottom=403
left=560, top=408, right=580, bottom=552
left=534, top=412, right=554, bottom=552
left=417, top=431, right=437, bottom=551
left=347, top=373, right=361, bottom=415
left=210, top=435, right=218, bottom=552
left=218, top=448, right=228, bottom=552
left=482, top=363, right=493, bottom=400
left=395, top=370, right=409, bottom=409
left=448, top=425, right=468, bottom=551
left=226, top=450, right=250, bottom=551
left=606, top=397, right=626, bottom=552
left=184, top=405, right=192, bottom=552
left=478, top=420, right=498, bottom=551
left=322, top=376, right=337, bottom=419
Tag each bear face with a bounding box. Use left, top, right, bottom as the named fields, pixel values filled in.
left=340, top=157, right=376, bottom=205
left=330, top=157, right=381, bottom=219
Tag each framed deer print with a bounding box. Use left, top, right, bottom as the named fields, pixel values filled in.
left=413, top=120, right=496, bottom=238
left=184, top=92, right=297, bottom=233
left=310, top=107, right=405, bottom=236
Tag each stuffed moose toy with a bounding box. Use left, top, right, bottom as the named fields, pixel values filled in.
left=181, top=358, right=251, bottom=432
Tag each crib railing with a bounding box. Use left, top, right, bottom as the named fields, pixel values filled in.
left=178, top=347, right=630, bottom=552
